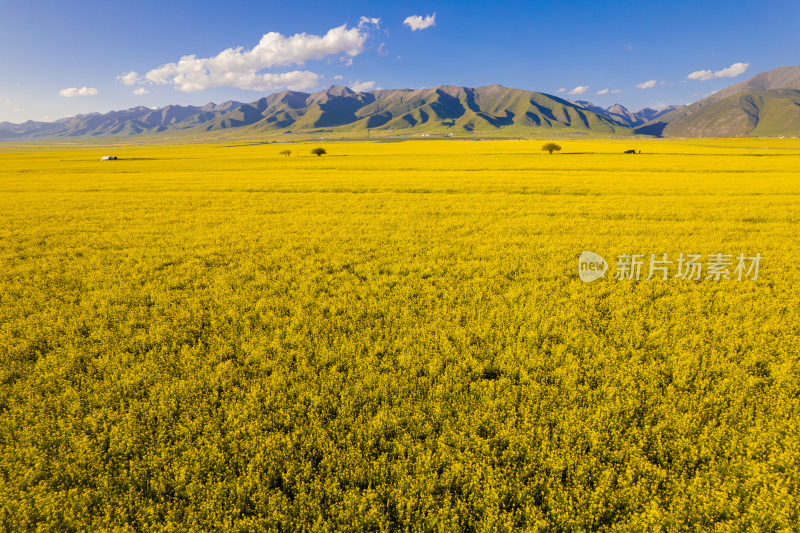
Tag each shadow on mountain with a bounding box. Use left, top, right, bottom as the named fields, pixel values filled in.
left=430, top=91, right=466, bottom=119
left=315, top=97, right=367, bottom=127
left=281, top=91, right=312, bottom=109
left=366, top=113, right=392, bottom=128
left=477, top=110, right=515, bottom=127
left=213, top=106, right=264, bottom=128
left=531, top=101, right=559, bottom=123
left=265, top=114, right=294, bottom=129
left=525, top=112, right=543, bottom=126
left=464, top=90, right=482, bottom=113
left=401, top=114, right=418, bottom=126
left=634, top=121, right=668, bottom=136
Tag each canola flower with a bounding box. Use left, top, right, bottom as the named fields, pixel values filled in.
left=0, top=138, right=798, bottom=530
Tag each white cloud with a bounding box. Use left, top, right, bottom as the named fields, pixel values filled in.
left=118, top=71, right=139, bottom=86
left=359, top=16, right=380, bottom=28
left=687, top=62, right=749, bottom=81
left=689, top=70, right=722, bottom=81
left=333, top=75, right=343, bottom=80
left=133, top=87, right=149, bottom=95
left=568, top=85, right=589, bottom=95
left=377, top=42, right=388, bottom=56
left=404, top=13, right=436, bottom=31
left=611, top=89, right=623, bottom=94
left=350, top=80, right=375, bottom=92
left=717, top=63, right=749, bottom=78
left=596, top=88, right=609, bottom=95
left=144, top=23, right=370, bottom=92
left=636, top=80, right=656, bottom=89
left=59, top=87, right=99, bottom=97
left=556, top=88, right=566, bottom=93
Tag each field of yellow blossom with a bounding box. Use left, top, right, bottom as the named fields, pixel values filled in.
left=1, top=138, right=798, bottom=530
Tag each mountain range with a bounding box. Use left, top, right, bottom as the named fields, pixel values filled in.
left=0, top=85, right=631, bottom=140
left=2, top=65, right=799, bottom=140
left=569, top=101, right=683, bottom=128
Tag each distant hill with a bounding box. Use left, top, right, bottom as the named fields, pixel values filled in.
left=635, top=65, right=800, bottom=137
left=0, top=85, right=634, bottom=140
left=571, top=101, right=683, bottom=127
left=0, top=101, right=242, bottom=139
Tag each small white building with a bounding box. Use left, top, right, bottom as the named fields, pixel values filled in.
left=100, top=156, right=117, bottom=161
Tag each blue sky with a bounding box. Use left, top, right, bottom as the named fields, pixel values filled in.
left=1, top=0, right=798, bottom=123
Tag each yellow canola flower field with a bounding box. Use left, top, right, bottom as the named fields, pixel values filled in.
left=1, top=138, right=799, bottom=530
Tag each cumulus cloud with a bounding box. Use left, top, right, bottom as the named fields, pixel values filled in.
left=350, top=80, right=375, bottom=92
left=404, top=13, right=436, bottom=31
left=133, top=87, right=149, bottom=95
left=568, top=85, right=589, bottom=95
left=59, top=87, right=99, bottom=97
left=687, top=62, right=749, bottom=81
left=333, top=75, right=343, bottom=81
left=118, top=71, right=139, bottom=85
left=636, top=80, right=656, bottom=89
left=596, top=88, right=609, bottom=95
left=144, top=23, right=370, bottom=92
left=556, top=88, right=566, bottom=93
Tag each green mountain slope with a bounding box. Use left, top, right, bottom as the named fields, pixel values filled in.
left=635, top=65, right=800, bottom=137
left=198, top=84, right=631, bottom=136
left=663, top=89, right=800, bottom=137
